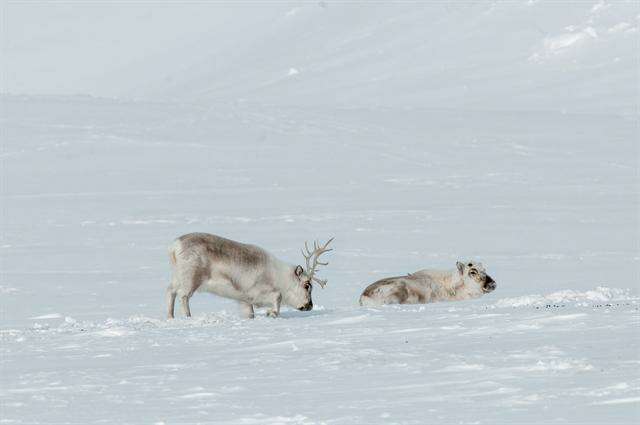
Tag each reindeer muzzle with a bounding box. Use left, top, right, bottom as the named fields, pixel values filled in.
left=298, top=302, right=313, bottom=311
left=483, top=276, right=496, bottom=293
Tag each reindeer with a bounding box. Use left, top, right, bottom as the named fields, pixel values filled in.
left=359, top=261, right=496, bottom=306
left=166, top=233, right=333, bottom=319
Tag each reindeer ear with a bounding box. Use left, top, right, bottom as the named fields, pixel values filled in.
left=294, top=265, right=304, bottom=277
left=456, top=261, right=465, bottom=275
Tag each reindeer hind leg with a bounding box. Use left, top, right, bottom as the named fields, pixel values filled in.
left=180, top=295, right=192, bottom=317
left=173, top=265, right=203, bottom=319
left=166, top=286, right=177, bottom=319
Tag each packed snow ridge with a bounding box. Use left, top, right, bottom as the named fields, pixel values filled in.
left=493, top=286, right=636, bottom=308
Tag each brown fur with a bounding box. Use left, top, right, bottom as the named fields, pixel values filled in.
left=393, top=284, right=409, bottom=303
left=407, top=285, right=426, bottom=303
left=221, top=271, right=242, bottom=292
left=362, top=277, right=402, bottom=297
left=188, top=263, right=212, bottom=294
left=179, top=233, right=267, bottom=268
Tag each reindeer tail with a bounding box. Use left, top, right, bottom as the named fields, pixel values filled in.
left=168, top=239, right=181, bottom=267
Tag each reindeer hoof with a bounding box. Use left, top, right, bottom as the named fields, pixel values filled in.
left=266, top=311, right=279, bottom=318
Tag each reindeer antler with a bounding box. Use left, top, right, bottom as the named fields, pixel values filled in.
left=301, top=237, right=334, bottom=288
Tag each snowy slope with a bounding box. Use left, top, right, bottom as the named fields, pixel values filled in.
left=1, top=1, right=639, bottom=424
left=153, top=1, right=639, bottom=114
left=4, top=1, right=637, bottom=113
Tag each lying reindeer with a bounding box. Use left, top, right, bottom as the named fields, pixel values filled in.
left=166, top=233, right=333, bottom=319
left=359, top=261, right=496, bottom=306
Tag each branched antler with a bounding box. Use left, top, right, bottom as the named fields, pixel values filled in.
left=301, top=237, right=334, bottom=288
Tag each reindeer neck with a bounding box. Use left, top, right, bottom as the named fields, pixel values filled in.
left=272, top=259, right=295, bottom=291
left=443, top=271, right=465, bottom=298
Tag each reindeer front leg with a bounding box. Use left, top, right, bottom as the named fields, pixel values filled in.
left=238, top=301, right=255, bottom=319
left=266, top=293, right=282, bottom=318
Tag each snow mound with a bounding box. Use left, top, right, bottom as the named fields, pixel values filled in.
left=528, top=26, right=599, bottom=63
left=0, top=285, right=19, bottom=295
left=493, top=287, right=636, bottom=308
left=521, top=359, right=594, bottom=372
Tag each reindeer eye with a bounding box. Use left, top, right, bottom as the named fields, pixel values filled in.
left=303, top=282, right=311, bottom=290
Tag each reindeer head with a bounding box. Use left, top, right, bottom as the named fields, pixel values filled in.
left=288, top=238, right=334, bottom=311
left=456, top=261, right=496, bottom=295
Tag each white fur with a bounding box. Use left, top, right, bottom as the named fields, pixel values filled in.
left=359, top=261, right=496, bottom=306
left=167, top=233, right=314, bottom=319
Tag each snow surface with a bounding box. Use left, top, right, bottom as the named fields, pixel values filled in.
left=1, top=1, right=639, bottom=424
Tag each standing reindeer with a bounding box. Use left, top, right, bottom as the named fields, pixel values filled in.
left=166, top=233, right=333, bottom=319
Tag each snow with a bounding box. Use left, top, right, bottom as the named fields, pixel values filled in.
left=493, top=286, right=634, bottom=308
left=540, top=27, right=598, bottom=55
left=1, top=1, right=639, bottom=424
left=28, top=313, right=63, bottom=320
left=2, top=295, right=638, bottom=423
